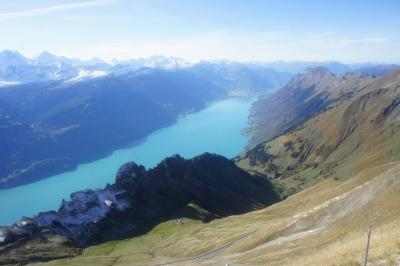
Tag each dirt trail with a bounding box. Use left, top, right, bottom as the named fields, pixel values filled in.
left=152, top=229, right=258, bottom=265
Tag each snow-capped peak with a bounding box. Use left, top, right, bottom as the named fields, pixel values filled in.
left=112, top=55, right=191, bottom=70
left=0, top=50, right=30, bottom=66
left=0, top=50, right=191, bottom=86
left=36, top=51, right=61, bottom=65
left=64, top=69, right=109, bottom=83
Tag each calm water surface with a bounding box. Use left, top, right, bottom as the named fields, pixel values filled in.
left=0, top=97, right=253, bottom=225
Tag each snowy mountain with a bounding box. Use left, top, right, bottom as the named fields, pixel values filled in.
left=0, top=50, right=30, bottom=66
left=113, top=55, right=191, bottom=70
left=0, top=51, right=194, bottom=86
left=36, top=51, right=63, bottom=65
left=0, top=50, right=113, bottom=86
left=0, top=50, right=396, bottom=88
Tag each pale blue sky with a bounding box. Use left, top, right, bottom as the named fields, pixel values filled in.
left=0, top=0, right=399, bottom=62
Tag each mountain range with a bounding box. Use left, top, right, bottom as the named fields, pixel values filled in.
left=0, top=50, right=289, bottom=86
left=1, top=50, right=397, bottom=87
left=0, top=50, right=400, bottom=265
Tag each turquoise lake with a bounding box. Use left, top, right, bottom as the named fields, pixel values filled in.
left=0, top=97, right=253, bottom=226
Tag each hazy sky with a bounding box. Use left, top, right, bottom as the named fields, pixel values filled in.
left=1, top=0, right=399, bottom=62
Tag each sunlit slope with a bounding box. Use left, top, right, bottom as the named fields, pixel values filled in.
left=238, top=68, right=400, bottom=194
left=247, top=67, right=375, bottom=146
left=31, top=161, right=400, bottom=266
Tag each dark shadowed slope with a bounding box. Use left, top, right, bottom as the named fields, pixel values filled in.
left=0, top=153, right=278, bottom=265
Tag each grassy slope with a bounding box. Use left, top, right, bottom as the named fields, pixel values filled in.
left=238, top=68, right=400, bottom=195
left=31, top=161, right=400, bottom=266
left=247, top=68, right=375, bottom=146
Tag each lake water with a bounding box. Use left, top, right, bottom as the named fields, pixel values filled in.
left=0, top=97, right=253, bottom=226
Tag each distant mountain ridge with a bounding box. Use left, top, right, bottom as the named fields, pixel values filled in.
left=0, top=50, right=396, bottom=87
left=257, top=60, right=398, bottom=75
left=0, top=50, right=192, bottom=86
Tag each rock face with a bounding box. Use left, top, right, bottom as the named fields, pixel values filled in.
left=0, top=153, right=278, bottom=264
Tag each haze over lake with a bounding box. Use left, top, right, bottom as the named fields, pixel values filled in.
left=0, top=97, right=252, bottom=226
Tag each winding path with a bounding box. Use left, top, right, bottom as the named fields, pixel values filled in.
left=153, top=229, right=258, bottom=265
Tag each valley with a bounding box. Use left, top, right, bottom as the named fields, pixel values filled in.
left=1, top=50, right=400, bottom=266
left=0, top=51, right=293, bottom=189
left=0, top=97, right=253, bottom=226
left=13, top=66, right=398, bottom=266
left=2, top=2, right=400, bottom=265
left=0, top=69, right=226, bottom=188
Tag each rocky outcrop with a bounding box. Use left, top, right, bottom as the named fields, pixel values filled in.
left=0, top=153, right=278, bottom=264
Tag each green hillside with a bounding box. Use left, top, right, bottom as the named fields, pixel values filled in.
left=238, top=68, right=400, bottom=195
